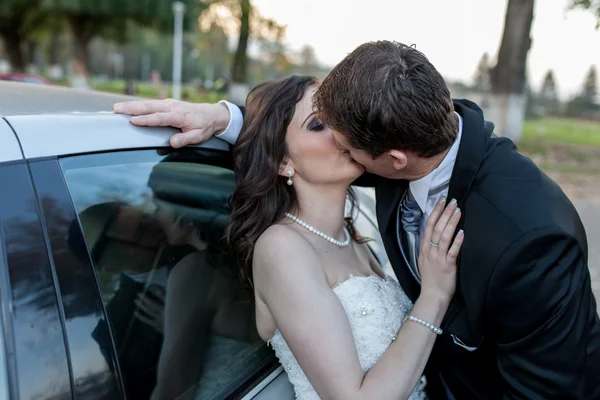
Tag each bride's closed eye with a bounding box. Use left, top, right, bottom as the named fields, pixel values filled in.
left=307, top=117, right=325, bottom=132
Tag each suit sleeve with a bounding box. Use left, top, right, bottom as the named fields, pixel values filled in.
left=487, top=228, right=593, bottom=399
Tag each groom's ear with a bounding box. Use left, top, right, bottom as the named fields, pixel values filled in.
left=388, top=150, right=408, bottom=171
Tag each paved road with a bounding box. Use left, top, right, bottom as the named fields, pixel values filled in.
left=573, top=200, right=600, bottom=314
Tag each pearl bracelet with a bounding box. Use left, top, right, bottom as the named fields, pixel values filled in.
left=407, top=316, right=443, bottom=335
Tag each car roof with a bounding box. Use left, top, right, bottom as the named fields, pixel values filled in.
left=0, top=82, right=229, bottom=162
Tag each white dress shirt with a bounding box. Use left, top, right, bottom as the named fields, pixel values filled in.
left=215, top=102, right=463, bottom=237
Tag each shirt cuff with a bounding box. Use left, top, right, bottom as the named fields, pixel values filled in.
left=215, top=100, right=243, bottom=145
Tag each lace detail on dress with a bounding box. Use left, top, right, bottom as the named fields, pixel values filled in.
left=268, top=275, right=428, bottom=400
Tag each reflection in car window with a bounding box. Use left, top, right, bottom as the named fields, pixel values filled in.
left=60, top=150, right=274, bottom=400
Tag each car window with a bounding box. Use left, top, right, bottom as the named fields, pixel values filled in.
left=60, top=149, right=275, bottom=400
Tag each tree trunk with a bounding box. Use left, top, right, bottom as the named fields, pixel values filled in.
left=47, top=25, right=64, bottom=80
left=0, top=27, right=25, bottom=72
left=67, top=15, right=93, bottom=88
left=24, top=40, right=42, bottom=74
left=24, top=40, right=35, bottom=66
left=228, top=0, right=251, bottom=104
left=48, top=26, right=62, bottom=66
left=488, top=0, right=535, bottom=141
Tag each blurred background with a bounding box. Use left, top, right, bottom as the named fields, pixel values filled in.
left=1, top=0, right=600, bottom=198
left=1, top=0, right=600, bottom=304
left=2, top=2, right=600, bottom=394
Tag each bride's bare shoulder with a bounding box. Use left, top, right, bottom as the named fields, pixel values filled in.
left=255, top=223, right=313, bottom=260
left=253, top=224, right=323, bottom=284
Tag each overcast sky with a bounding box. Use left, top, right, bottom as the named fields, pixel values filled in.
left=251, top=0, right=600, bottom=99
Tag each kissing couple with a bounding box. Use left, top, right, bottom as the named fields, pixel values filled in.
left=115, top=41, right=600, bottom=399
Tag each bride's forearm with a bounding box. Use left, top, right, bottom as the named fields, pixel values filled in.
left=356, top=291, right=449, bottom=400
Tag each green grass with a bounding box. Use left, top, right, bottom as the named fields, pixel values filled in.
left=522, top=117, right=600, bottom=147
left=536, top=163, right=593, bottom=174
left=92, top=79, right=226, bottom=103
left=518, top=116, right=600, bottom=175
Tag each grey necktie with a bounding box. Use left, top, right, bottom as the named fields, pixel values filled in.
left=397, top=181, right=451, bottom=283
left=399, top=188, right=422, bottom=282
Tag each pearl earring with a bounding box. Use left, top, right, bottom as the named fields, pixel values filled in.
left=286, top=170, right=293, bottom=186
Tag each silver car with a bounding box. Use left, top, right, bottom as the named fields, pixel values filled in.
left=0, top=81, right=388, bottom=400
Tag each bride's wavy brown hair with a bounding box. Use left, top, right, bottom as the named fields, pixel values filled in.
left=225, top=75, right=366, bottom=289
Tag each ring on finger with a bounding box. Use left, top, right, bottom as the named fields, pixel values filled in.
left=430, top=240, right=439, bottom=247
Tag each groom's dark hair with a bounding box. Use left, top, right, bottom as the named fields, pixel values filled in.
left=314, top=41, right=458, bottom=159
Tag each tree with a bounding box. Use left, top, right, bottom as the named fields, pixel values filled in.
left=583, top=65, right=598, bottom=107
left=566, top=3, right=600, bottom=117
left=473, top=52, right=491, bottom=93
left=38, top=0, right=202, bottom=82
left=254, top=30, right=291, bottom=80
left=570, top=0, right=600, bottom=28
left=197, top=19, right=230, bottom=83
left=298, top=45, right=319, bottom=76
left=0, top=0, right=71, bottom=76
left=565, top=65, right=599, bottom=117
left=202, top=0, right=285, bottom=103
left=232, top=0, right=251, bottom=85
left=0, top=0, right=38, bottom=71
left=487, top=0, right=535, bottom=141
left=539, top=69, right=559, bottom=114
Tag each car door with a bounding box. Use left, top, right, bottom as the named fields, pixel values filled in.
left=4, top=111, right=388, bottom=400
left=55, top=146, right=287, bottom=400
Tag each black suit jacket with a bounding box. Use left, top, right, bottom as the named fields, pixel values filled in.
left=356, top=99, right=600, bottom=399
left=234, top=99, right=600, bottom=399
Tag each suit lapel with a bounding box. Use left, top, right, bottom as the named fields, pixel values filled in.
left=441, top=99, right=489, bottom=330
left=447, top=100, right=487, bottom=209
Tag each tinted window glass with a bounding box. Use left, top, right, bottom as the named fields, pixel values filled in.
left=60, top=150, right=273, bottom=400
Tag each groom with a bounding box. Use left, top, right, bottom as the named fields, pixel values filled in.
left=115, top=41, right=600, bottom=399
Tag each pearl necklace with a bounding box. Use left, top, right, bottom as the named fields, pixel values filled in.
left=284, top=213, right=351, bottom=247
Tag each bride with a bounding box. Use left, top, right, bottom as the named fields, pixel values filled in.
left=223, top=76, right=463, bottom=400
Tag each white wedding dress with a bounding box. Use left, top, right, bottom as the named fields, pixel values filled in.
left=268, top=274, right=428, bottom=400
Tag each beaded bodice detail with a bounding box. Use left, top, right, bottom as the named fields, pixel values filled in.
left=268, top=275, right=427, bottom=400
